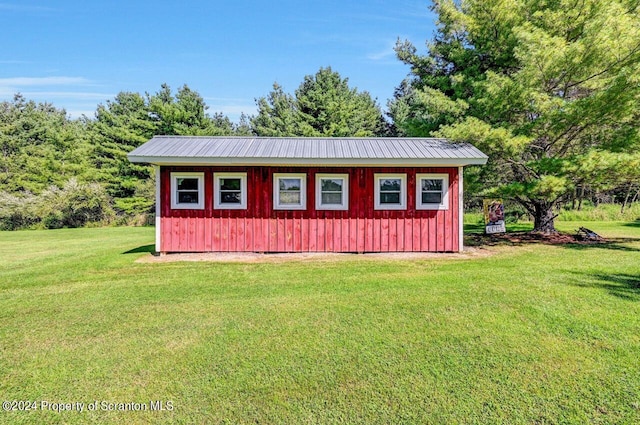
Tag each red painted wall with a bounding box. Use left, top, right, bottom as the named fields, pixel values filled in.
left=159, top=166, right=460, bottom=252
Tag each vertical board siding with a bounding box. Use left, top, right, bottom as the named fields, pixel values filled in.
left=160, top=166, right=461, bottom=253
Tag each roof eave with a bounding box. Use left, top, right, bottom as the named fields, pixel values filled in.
left=127, top=155, right=488, bottom=167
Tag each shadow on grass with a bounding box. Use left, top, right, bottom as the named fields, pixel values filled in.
left=561, top=238, right=640, bottom=252
left=123, top=244, right=155, bottom=254
left=567, top=271, right=640, bottom=301
left=624, top=219, right=640, bottom=228
left=464, top=232, right=640, bottom=252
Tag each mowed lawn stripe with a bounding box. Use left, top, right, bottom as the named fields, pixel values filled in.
left=0, top=223, right=639, bottom=424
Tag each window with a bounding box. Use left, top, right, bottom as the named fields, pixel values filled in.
left=416, top=173, right=449, bottom=210
left=374, top=174, right=406, bottom=210
left=170, top=172, right=204, bottom=209
left=273, top=173, right=307, bottom=210
left=214, top=172, right=247, bottom=209
left=316, top=174, right=349, bottom=210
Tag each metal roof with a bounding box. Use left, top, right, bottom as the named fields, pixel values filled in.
left=127, top=136, right=488, bottom=166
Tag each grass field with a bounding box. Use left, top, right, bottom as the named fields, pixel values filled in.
left=1, top=221, right=639, bottom=424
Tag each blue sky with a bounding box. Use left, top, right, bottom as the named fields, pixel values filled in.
left=0, top=1, right=436, bottom=121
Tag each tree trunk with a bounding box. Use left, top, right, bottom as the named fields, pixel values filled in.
left=533, top=202, right=557, bottom=233
left=578, top=186, right=585, bottom=211
left=621, top=182, right=632, bottom=214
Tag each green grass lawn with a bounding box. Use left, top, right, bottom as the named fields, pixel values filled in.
left=1, top=222, right=639, bottom=424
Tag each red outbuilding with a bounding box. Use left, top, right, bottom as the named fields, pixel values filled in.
left=128, top=136, right=487, bottom=253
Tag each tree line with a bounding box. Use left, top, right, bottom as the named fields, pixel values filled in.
left=0, top=68, right=390, bottom=229
left=2, top=0, right=639, bottom=232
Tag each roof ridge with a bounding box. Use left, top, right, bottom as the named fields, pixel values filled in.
left=148, top=135, right=449, bottom=140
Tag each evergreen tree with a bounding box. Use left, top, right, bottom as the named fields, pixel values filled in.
left=234, top=113, right=254, bottom=136
left=252, top=67, right=388, bottom=137
left=0, top=84, right=247, bottom=227
left=148, top=84, right=236, bottom=136
left=392, top=0, right=640, bottom=232
left=90, top=91, right=156, bottom=200
left=91, top=85, right=243, bottom=214
left=252, top=83, right=299, bottom=136
left=0, top=94, right=92, bottom=194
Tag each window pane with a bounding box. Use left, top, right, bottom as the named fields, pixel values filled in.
left=380, top=192, right=400, bottom=204
left=177, top=178, right=199, bottom=191
left=279, top=178, right=301, bottom=191
left=321, top=193, right=342, bottom=205
left=380, top=179, right=401, bottom=192
left=221, top=192, right=241, bottom=204
left=178, top=191, right=199, bottom=204
left=279, top=191, right=301, bottom=204
left=220, top=178, right=241, bottom=191
left=422, top=179, right=443, bottom=191
left=422, top=192, right=442, bottom=204
left=321, top=178, right=343, bottom=192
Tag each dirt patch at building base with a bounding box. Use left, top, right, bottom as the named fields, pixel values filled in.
left=135, top=247, right=494, bottom=264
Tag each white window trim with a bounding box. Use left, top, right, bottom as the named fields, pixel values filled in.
left=170, top=172, right=205, bottom=210
left=213, top=172, right=247, bottom=210
left=273, top=173, right=307, bottom=210
left=374, top=173, right=407, bottom=210
left=315, top=173, right=349, bottom=210
left=416, top=173, right=449, bottom=210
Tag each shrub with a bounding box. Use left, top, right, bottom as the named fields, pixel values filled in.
left=37, top=179, right=115, bottom=228
left=0, top=192, right=39, bottom=230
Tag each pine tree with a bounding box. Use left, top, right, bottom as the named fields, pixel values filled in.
left=253, top=67, right=388, bottom=137
left=392, top=0, right=640, bottom=232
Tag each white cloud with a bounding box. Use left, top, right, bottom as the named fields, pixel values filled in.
left=23, top=91, right=114, bottom=100
left=0, top=3, right=55, bottom=12
left=367, top=40, right=398, bottom=62
left=0, top=76, right=90, bottom=86
left=368, top=48, right=396, bottom=61
left=0, top=77, right=100, bottom=104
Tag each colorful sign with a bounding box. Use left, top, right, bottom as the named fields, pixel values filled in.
left=483, top=199, right=506, bottom=234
